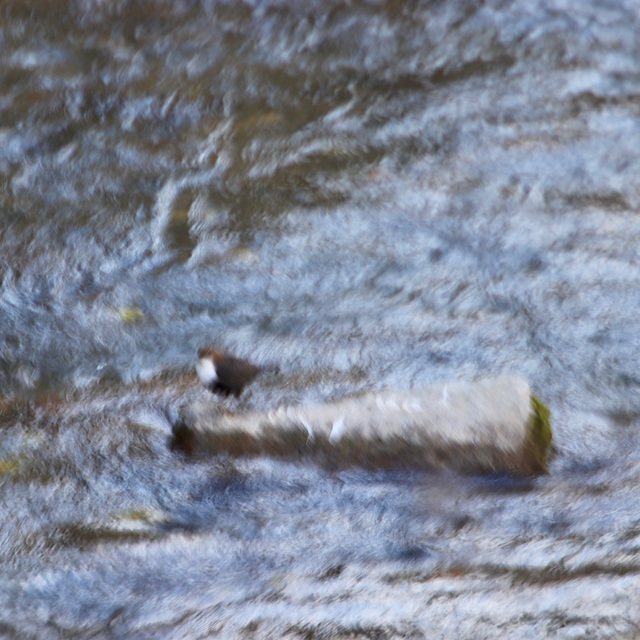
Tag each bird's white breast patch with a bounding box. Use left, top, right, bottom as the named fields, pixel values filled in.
left=196, top=358, right=218, bottom=387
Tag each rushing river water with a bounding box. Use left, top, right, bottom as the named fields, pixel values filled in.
left=2, top=0, right=640, bottom=637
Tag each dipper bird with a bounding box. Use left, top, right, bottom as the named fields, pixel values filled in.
left=196, top=347, right=261, bottom=397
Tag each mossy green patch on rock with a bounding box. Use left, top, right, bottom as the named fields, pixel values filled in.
left=527, top=395, right=552, bottom=474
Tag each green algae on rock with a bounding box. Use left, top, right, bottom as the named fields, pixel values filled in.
left=525, top=395, right=553, bottom=475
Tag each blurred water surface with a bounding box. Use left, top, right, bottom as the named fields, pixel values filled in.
left=2, top=0, right=640, bottom=637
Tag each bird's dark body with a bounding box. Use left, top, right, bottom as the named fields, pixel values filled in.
left=210, top=355, right=260, bottom=397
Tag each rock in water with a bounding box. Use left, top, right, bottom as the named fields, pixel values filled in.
left=177, top=376, right=552, bottom=475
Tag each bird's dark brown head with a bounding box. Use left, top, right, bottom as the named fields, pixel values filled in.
left=197, top=346, right=221, bottom=361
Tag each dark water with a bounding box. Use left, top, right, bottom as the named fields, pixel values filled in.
left=2, top=0, right=640, bottom=637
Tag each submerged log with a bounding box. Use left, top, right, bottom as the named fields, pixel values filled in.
left=174, top=376, right=552, bottom=475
